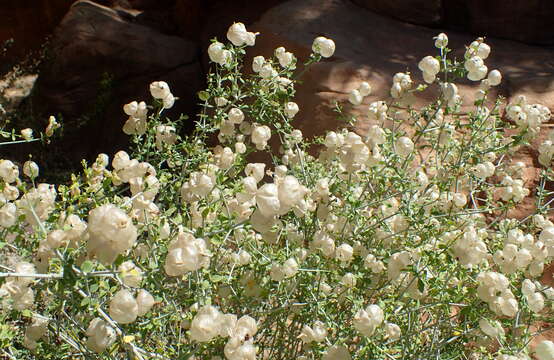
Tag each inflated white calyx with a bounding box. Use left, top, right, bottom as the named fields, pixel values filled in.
left=87, top=204, right=137, bottom=265
left=109, top=289, right=138, bottom=324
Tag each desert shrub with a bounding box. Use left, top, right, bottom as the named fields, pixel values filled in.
left=1, top=23, right=554, bottom=360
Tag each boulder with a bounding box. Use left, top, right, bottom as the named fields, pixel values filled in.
left=248, top=0, right=554, bottom=220
left=30, top=0, right=203, bottom=167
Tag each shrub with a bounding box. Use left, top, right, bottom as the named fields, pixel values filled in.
left=0, top=24, right=553, bottom=360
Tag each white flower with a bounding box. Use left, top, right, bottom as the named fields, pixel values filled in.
left=467, top=66, right=488, bottom=81
left=45, top=115, right=60, bottom=137
left=275, top=46, right=294, bottom=68
left=479, top=319, right=504, bottom=338
left=299, top=321, right=328, bottom=343
left=434, top=33, right=448, bottom=48
left=353, top=304, right=384, bottom=336
left=359, top=81, right=372, bottom=97
left=208, top=42, right=231, bottom=65
left=149, top=81, right=171, bottom=99
left=256, top=183, right=280, bottom=217
left=252, top=56, right=265, bottom=72
left=476, top=42, right=491, bottom=59
left=488, top=69, right=502, bottom=86
left=391, top=72, right=412, bottom=98
left=335, top=243, right=354, bottom=263
left=312, top=36, right=336, bottom=58
left=165, top=232, right=210, bottom=275
left=341, top=273, right=356, bottom=287
left=155, top=125, right=177, bottom=150
left=228, top=108, right=245, bottom=124
left=349, top=89, right=363, bottom=105
left=21, top=128, right=33, bottom=141
left=259, top=64, right=276, bottom=79
left=224, top=337, right=257, bottom=360
left=109, top=289, right=138, bottom=324
left=227, top=22, right=257, bottom=46
left=0, top=160, right=19, bottom=183
left=245, top=163, right=265, bottom=183
left=385, top=322, right=401, bottom=341
left=395, top=136, right=414, bottom=158
left=136, top=289, right=155, bottom=316
left=0, top=202, right=17, bottom=228
left=190, top=305, right=222, bottom=342
left=215, top=97, right=228, bottom=107
left=536, top=340, right=554, bottom=360
left=277, top=175, right=305, bottom=211
left=86, top=318, right=116, bottom=353
left=118, top=261, right=143, bottom=288
left=418, top=56, right=440, bottom=75
left=322, top=345, right=351, bottom=360
left=284, top=102, right=299, bottom=118
left=251, top=124, right=271, bottom=150
left=87, top=204, right=137, bottom=265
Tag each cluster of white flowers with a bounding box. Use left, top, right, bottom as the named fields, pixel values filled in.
left=348, top=81, right=372, bottom=106
left=227, top=22, right=257, bottom=47
left=312, top=36, right=335, bottom=58
left=123, top=100, right=148, bottom=135
left=418, top=55, right=440, bottom=83
left=477, top=271, right=519, bottom=317
left=464, top=39, right=490, bottom=81
left=16, top=183, right=57, bottom=228
left=87, top=203, right=138, bottom=264
left=164, top=230, right=210, bottom=276
left=150, top=81, right=175, bottom=110
left=472, top=161, right=495, bottom=179
left=506, top=95, right=551, bottom=138
left=269, top=257, right=299, bottom=281
left=251, top=123, right=272, bottom=150
left=36, top=213, right=87, bottom=271
left=209, top=41, right=232, bottom=66
left=108, top=288, right=154, bottom=324
left=538, top=129, right=554, bottom=167
left=353, top=304, right=384, bottom=336
left=492, top=229, right=541, bottom=275
left=451, top=226, right=488, bottom=268
left=0, top=262, right=36, bottom=310
left=155, top=125, right=177, bottom=150
left=390, top=72, right=413, bottom=99
left=521, top=279, right=545, bottom=313
left=498, top=175, right=530, bottom=203
left=181, top=166, right=217, bottom=202
left=190, top=305, right=258, bottom=360
left=299, top=321, right=328, bottom=343
left=274, top=46, right=295, bottom=68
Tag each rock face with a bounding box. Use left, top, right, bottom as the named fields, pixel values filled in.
left=351, top=0, right=442, bottom=26
left=31, top=0, right=203, bottom=165
left=0, top=0, right=72, bottom=72
left=249, top=0, right=554, bottom=220
left=351, top=0, right=554, bottom=45
left=460, top=0, right=554, bottom=46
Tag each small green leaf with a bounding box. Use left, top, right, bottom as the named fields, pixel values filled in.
left=80, top=261, right=94, bottom=273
